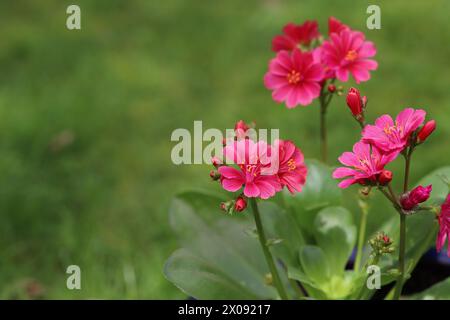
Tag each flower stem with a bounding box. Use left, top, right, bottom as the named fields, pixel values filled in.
left=319, top=92, right=328, bottom=163
left=403, top=147, right=413, bottom=193
left=393, top=148, right=413, bottom=300
left=354, top=200, right=369, bottom=271
left=250, top=198, right=288, bottom=300
left=393, top=213, right=406, bottom=300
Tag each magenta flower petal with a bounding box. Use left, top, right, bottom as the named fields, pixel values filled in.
left=264, top=49, right=324, bottom=108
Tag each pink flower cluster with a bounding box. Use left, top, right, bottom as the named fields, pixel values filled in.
left=264, top=17, right=377, bottom=109
left=213, top=122, right=307, bottom=200
left=333, top=103, right=435, bottom=190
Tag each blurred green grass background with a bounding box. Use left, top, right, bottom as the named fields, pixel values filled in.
left=0, top=0, right=449, bottom=298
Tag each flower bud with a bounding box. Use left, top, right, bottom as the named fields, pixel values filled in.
left=400, top=185, right=432, bottom=211
left=346, top=87, right=363, bottom=116
left=234, top=120, right=250, bottom=132
left=209, top=170, right=221, bottom=181
left=211, top=156, right=222, bottom=168
left=369, top=232, right=395, bottom=257
left=234, top=196, right=247, bottom=212
left=220, top=200, right=234, bottom=214
left=417, top=120, right=436, bottom=143
left=378, top=170, right=393, bottom=186
left=327, top=84, right=336, bottom=93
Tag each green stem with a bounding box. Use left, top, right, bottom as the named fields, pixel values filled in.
left=354, top=200, right=369, bottom=271
left=393, top=148, right=413, bottom=300
left=250, top=198, right=288, bottom=300
left=319, top=95, right=328, bottom=163
left=393, top=213, right=406, bottom=300
left=403, top=148, right=413, bottom=193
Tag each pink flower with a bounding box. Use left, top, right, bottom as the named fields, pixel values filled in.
left=321, top=29, right=377, bottom=83
left=275, top=140, right=308, bottom=194
left=272, top=21, right=320, bottom=52
left=264, top=49, right=325, bottom=108
left=328, top=17, right=350, bottom=35
left=362, top=108, right=426, bottom=156
left=437, top=194, right=450, bottom=257
left=400, top=185, right=432, bottom=211
left=218, top=139, right=282, bottom=199
left=332, top=141, right=396, bottom=188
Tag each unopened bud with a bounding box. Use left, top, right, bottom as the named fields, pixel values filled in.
left=210, top=170, right=221, bottom=181
left=417, top=120, right=436, bottom=143
left=378, top=170, right=393, bottom=186
left=346, top=87, right=363, bottom=117
left=234, top=196, right=247, bottom=212
left=400, top=185, right=432, bottom=211
left=211, top=156, right=222, bottom=168
left=328, top=84, right=336, bottom=93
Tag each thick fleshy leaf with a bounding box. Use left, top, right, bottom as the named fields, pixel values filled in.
left=164, top=249, right=267, bottom=299
left=283, top=159, right=343, bottom=238
left=410, top=277, right=450, bottom=300
left=314, top=206, right=356, bottom=276
left=299, top=245, right=330, bottom=286
left=165, top=191, right=277, bottom=299
left=258, top=201, right=305, bottom=270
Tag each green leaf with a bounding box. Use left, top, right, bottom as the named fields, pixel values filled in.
left=165, top=191, right=277, bottom=299
left=283, top=159, right=343, bottom=237
left=287, top=266, right=319, bottom=288
left=299, top=245, right=330, bottom=286
left=257, top=201, right=305, bottom=270
left=418, top=166, right=450, bottom=204
left=314, top=206, right=356, bottom=276
left=164, top=249, right=269, bottom=299
left=410, top=277, right=450, bottom=300
left=266, top=238, right=284, bottom=246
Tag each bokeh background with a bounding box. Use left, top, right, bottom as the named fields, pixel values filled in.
left=0, top=0, right=449, bottom=298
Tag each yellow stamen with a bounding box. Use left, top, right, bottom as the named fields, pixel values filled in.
left=286, top=70, right=301, bottom=84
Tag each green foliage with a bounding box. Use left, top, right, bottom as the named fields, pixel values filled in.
left=2, top=0, right=450, bottom=299
left=411, top=277, right=450, bottom=300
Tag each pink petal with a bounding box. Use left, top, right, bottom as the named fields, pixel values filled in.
left=332, top=167, right=358, bottom=179
left=244, top=182, right=260, bottom=198
left=336, top=68, right=349, bottom=82
left=264, top=73, right=286, bottom=90
left=218, top=166, right=244, bottom=180
left=222, top=178, right=244, bottom=192
left=338, top=178, right=358, bottom=188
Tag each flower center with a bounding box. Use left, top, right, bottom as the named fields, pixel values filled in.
left=287, top=158, right=296, bottom=171
left=345, top=50, right=358, bottom=62
left=383, top=122, right=404, bottom=136
left=286, top=70, right=302, bottom=84
left=245, top=164, right=258, bottom=177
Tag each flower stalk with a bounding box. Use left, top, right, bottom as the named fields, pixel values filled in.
left=392, top=146, right=413, bottom=300
left=354, top=199, right=369, bottom=271
left=250, top=198, right=288, bottom=300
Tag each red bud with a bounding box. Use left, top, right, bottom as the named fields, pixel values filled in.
left=328, top=84, right=336, bottom=93
left=210, top=170, right=221, bottom=181
left=211, top=156, right=222, bottom=168
left=378, top=170, right=393, bottom=185
left=346, top=87, right=363, bottom=116
left=234, top=196, right=247, bottom=212
left=400, top=185, right=432, bottom=211
left=417, top=120, right=436, bottom=143
left=234, top=120, right=250, bottom=132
